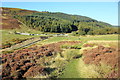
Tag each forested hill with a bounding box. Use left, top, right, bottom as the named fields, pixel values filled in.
left=1, top=7, right=118, bottom=35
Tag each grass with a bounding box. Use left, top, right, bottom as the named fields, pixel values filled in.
left=48, top=50, right=81, bottom=78
left=59, top=49, right=82, bottom=78
left=1, top=28, right=119, bottom=78
left=59, top=40, right=118, bottom=78
left=77, top=58, right=100, bottom=78
left=35, top=34, right=118, bottom=78
left=60, top=53, right=112, bottom=78
left=36, top=49, right=82, bottom=78
left=2, top=26, right=118, bottom=45
left=86, top=40, right=119, bottom=48
left=61, top=44, right=81, bottom=49
left=37, top=36, right=81, bottom=45
left=61, top=49, right=81, bottom=60
left=1, top=30, right=35, bottom=43
left=80, top=34, right=118, bottom=41
left=59, top=59, right=80, bottom=78
left=77, top=58, right=112, bottom=78
left=37, top=34, right=118, bottom=45
left=12, top=25, right=43, bottom=34
left=1, top=23, right=47, bottom=44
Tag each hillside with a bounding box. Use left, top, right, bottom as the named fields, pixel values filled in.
left=1, top=7, right=118, bottom=35
left=1, top=7, right=119, bottom=79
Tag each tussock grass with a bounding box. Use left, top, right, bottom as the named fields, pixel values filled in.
left=87, top=40, right=118, bottom=48
left=63, top=49, right=80, bottom=60
left=60, top=40, right=116, bottom=78
left=61, top=44, right=81, bottom=49
left=60, top=57, right=112, bottom=78
left=77, top=58, right=112, bottom=78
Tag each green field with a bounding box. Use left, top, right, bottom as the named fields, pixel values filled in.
left=37, top=34, right=118, bottom=45
left=1, top=30, right=34, bottom=43
left=2, top=27, right=118, bottom=44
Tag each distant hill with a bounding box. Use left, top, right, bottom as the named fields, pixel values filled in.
left=1, top=7, right=118, bottom=35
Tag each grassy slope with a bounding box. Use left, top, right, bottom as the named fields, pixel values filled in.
left=2, top=24, right=43, bottom=44
left=1, top=30, right=34, bottom=43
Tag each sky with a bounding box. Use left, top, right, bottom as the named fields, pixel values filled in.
left=1, top=2, right=118, bottom=26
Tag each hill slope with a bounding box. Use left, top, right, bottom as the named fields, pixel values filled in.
left=1, top=7, right=118, bottom=35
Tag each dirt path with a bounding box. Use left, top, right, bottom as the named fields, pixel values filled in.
left=1, top=37, right=48, bottom=52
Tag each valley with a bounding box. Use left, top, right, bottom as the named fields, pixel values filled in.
left=0, top=7, right=119, bottom=79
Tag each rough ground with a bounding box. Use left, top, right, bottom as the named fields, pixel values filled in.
left=1, top=7, right=39, bottom=29
left=1, top=16, right=21, bottom=29
left=1, top=41, right=81, bottom=79
left=1, top=37, right=48, bottom=51
left=83, top=45, right=119, bottom=78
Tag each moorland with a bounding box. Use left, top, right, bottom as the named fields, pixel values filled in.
left=0, top=7, right=119, bottom=79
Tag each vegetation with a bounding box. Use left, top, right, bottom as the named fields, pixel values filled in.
left=1, top=7, right=119, bottom=79
left=60, top=41, right=118, bottom=78
left=38, top=34, right=118, bottom=45
left=14, top=12, right=118, bottom=34
left=1, top=30, right=34, bottom=43
left=2, top=7, right=119, bottom=35
left=72, top=23, right=118, bottom=35
left=2, top=38, right=29, bottom=49
left=61, top=44, right=81, bottom=49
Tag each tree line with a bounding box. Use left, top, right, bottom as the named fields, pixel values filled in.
left=3, top=7, right=118, bottom=35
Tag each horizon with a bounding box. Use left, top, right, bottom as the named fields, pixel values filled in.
left=1, top=2, right=118, bottom=26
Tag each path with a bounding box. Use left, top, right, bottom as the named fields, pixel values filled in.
left=59, top=41, right=86, bottom=78
left=1, top=36, right=48, bottom=52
